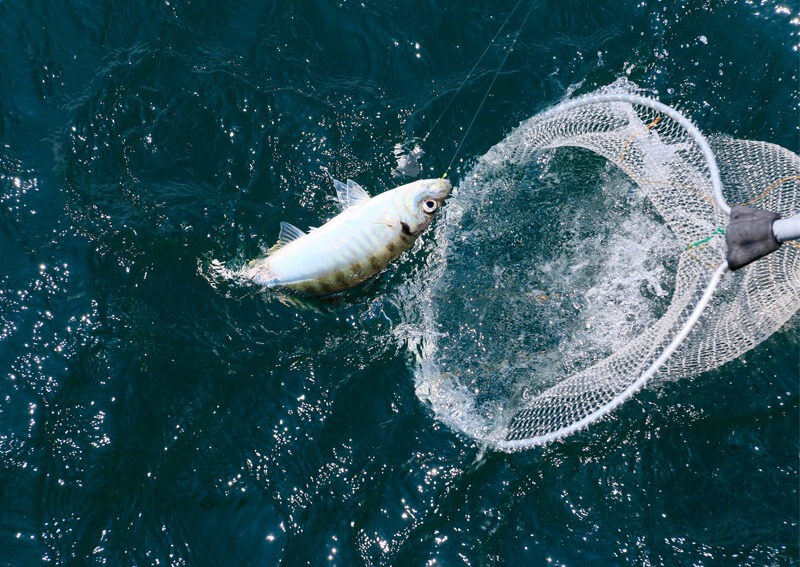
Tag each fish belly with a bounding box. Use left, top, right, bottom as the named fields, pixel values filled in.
left=249, top=209, right=414, bottom=295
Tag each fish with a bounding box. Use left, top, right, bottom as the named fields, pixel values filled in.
left=243, top=177, right=451, bottom=295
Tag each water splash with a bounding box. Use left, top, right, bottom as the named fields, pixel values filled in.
left=397, top=125, right=680, bottom=442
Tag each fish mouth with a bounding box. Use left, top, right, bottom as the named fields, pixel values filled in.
left=433, top=177, right=452, bottom=200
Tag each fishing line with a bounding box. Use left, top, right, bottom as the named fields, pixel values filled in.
left=422, top=0, right=537, bottom=179
left=421, top=0, right=525, bottom=144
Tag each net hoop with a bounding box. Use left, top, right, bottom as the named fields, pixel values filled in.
left=490, top=93, right=733, bottom=450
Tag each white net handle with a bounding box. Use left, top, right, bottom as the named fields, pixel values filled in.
left=774, top=213, right=800, bottom=242
left=493, top=93, right=733, bottom=450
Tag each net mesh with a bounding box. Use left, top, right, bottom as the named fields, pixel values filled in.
left=400, top=81, right=800, bottom=450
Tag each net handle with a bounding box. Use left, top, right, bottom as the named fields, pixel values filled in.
left=773, top=212, right=800, bottom=243
left=494, top=261, right=731, bottom=450
left=535, top=93, right=731, bottom=216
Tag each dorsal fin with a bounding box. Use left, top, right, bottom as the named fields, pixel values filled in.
left=333, top=178, right=371, bottom=211
left=268, top=221, right=306, bottom=253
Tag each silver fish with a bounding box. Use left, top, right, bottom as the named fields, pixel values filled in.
left=244, top=177, right=451, bottom=295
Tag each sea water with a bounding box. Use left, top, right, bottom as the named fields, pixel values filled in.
left=1, top=1, right=797, bottom=565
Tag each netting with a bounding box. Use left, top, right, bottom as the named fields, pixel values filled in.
left=399, top=81, right=800, bottom=450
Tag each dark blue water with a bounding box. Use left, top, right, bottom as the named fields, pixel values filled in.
left=1, top=1, right=797, bottom=565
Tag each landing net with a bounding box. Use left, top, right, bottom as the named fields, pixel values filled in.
left=399, top=81, right=800, bottom=450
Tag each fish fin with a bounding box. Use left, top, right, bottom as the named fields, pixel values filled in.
left=271, top=290, right=345, bottom=313
left=333, top=178, right=371, bottom=211
left=275, top=293, right=329, bottom=313
left=268, top=221, right=306, bottom=253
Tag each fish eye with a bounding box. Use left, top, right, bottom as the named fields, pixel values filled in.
left=422, top=199, right=439, bottom=214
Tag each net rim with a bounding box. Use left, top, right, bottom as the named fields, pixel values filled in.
left=487, top=93, right=733, bottom=450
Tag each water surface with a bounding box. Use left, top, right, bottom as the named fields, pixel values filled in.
left=1, top=1, right=797, bottom=565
